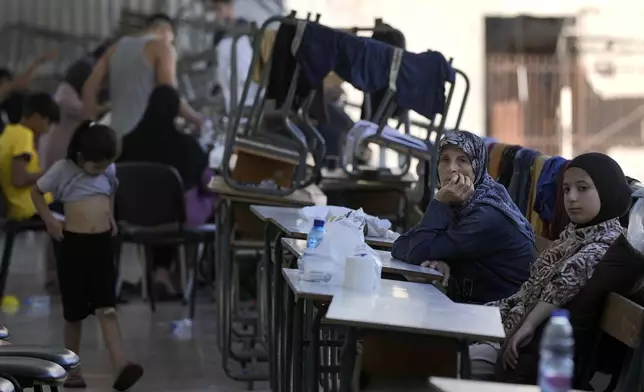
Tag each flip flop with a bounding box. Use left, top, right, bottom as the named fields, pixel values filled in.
left=64, top=371, right=87, bottom=388
left=112, top=363, right=143, bottom=391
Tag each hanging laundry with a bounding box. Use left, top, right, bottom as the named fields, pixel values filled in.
left=253, top=29, right=344, bottom=88
left=497, top=145, right=522, bottom=189
left=295, top=22, right=454, bottom=119
left=550, top=161, right=571, bottom=240
left=360, top=23, right=407, bottom=121
left=533, top=156, right=569, bottom=225
left=488, top=143, right=507, bottom=181
left=507, top=148, right=539, bottom=215
left=265, top=23, right=328, bottom=123
left=529, top=155, right=548, bottom=236
left=482, top=136, right=498, bottom=147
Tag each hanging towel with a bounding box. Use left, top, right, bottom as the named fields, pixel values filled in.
left=529, top=155, right=548, bottom=235
left=295, top=22, right=455, bottom=119
left=482, top=136, right=499, bottom=146
left=361, top=23, right=407, bottom=120
left=497, top=145, right=522, bottom=188
left=534, top=156, right=569, bottom=224
left=265, top=23, right=328, bottom=123
left=488, top=143, right=507, bottom=181
left=516, top=149, right=540, bottom=215
left=252, top=29, right=344, bottom=88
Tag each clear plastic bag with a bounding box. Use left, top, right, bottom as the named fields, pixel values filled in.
left=302, top=209, right=368, bottom=285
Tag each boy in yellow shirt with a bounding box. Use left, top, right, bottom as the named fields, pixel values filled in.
left=0, top=93, right=60, bottom=221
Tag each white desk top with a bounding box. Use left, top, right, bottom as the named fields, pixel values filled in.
left=429, top=378, right=584, bottom=392
left=325, top=281, right=505, bottom=342
left=281, top=238, right=442, bottom=282
left=250, top=205, right=394, bottom=248
left=282, top=268, right=341, bottom=301
left=282, top=268, right=448, bottom=304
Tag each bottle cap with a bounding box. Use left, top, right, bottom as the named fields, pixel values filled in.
left=552, top=309, right=569, bottom=318
left=313, top=219, right=325, bottom=228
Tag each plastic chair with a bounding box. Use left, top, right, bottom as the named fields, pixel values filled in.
left=0, top=357, right=66, bottom=391
left=0, top=346, right=79, bottom=374
left=114, top=163, right=216, bottom=318
left=0, top=377, right=15, bottom=392
left=0, top=186, right=47, bottom=300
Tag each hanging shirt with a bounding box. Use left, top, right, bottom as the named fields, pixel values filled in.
left=295, top=22, right=454, bottom=120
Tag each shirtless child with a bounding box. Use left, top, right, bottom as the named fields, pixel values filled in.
left=31, top=121, right=143, bottom=390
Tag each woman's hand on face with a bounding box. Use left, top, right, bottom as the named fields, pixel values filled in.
left=421, top=260, right=450, bottom=286
left=502, top=323, right=535, bottom=370
left=435, top=174, right=474, bottom=205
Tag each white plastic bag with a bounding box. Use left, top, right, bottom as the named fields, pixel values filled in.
left=365, top=215, right=391, bottom=237
left=343, top=254, right=382, bottom=293
left=302, top=209, right=367, bottom=285
left=627, top=190, right=644, bottom=254
left=299, top=206, right=352, bottom=221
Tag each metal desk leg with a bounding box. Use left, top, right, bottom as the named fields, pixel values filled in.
left=215, top=200, right=230, bottom=350
left=271, top=232, right=285, bottom=391
left=292, top=298, right=305, bottom=392
left=282, top=285, right=295, bottom=392
left=263, top=222, right=277, bottom=390
left=310, top=303, right=328, bottom=392
left=219, top=201, right=234, bottom=370
left=339, top=327, right=359, bottom=392
left=458, top=339, right=472, bottom=379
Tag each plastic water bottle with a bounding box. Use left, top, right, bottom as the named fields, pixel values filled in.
left=539, top=309, right=574, bottom=392
left=26, top=296, right=51, bottom=317
left=298, top=220, right=326, bottom=272
left=306, top=219, right=326, bottom=248
left=171, top=318, right=193, bottom=341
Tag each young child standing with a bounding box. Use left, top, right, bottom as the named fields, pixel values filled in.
left=31, top=121, right=143, bottom=390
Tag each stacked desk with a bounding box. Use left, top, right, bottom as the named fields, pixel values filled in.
left=274, top=238, right=502, bottom=391
left=276, top=261, right=503, bottom=391
left=244, top=201, right=505, bottom=391
left=206, top=176, right=325, bottom=385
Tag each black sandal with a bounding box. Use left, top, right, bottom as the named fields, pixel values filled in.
left=112, top=363, right=143, bottom=391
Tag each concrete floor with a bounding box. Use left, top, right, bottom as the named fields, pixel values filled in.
left=1, top=231, right=269, bottom=392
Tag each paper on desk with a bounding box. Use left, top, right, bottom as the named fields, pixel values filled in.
left=300, top=205, right=352, bottom=221
left=299, top=206, right=393, bottom=238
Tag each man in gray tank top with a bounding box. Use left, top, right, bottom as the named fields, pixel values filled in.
left=82, top=13, right=203, bottom=137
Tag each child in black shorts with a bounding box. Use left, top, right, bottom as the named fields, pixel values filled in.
left=31, top=121, right=143, bottom=390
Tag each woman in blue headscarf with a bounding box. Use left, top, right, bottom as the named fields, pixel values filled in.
left=392, top=130, right=536, bottom=304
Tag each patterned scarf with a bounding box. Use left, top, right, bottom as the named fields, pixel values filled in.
left=498, top=218, right=625, bottom=334
left=438, top=130, right=536, bottom=244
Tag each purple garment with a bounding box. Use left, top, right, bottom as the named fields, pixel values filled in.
left=184, top=168, right=217, bottom=226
